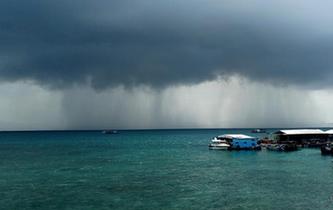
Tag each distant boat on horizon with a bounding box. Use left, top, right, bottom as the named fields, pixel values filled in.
left=251, top=129, right=266, bottom=133
left=102, top=130, right=119, bottom=134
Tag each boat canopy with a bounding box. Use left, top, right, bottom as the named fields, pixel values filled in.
left=218, top=134, right=255, bottom=139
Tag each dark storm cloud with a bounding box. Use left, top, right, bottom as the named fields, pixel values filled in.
left=1, top=0, right=333, bottom=89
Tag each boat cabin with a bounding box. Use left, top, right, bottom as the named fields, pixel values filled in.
left=217, top=134, right=259, bottom=149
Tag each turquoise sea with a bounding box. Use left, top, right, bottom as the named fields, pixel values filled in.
left=0, top=129, right=333, bottom=210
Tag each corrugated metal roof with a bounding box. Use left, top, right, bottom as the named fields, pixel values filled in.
left=278, top=129, right=325, bottom=135
left=218, top=134, right=255, bottom=139
left=324, top=129, right=333, bottom=134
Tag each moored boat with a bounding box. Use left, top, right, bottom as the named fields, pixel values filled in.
left=321, top=142, right=333, bottom=155
left=251, top=129, right=266, bottom=133
left=209, top=134, right=261, bottom=150
left=266, top=142, right=298, bottom=152
left=258, top=137, right=274, bottom=148
left=209, top=138, right=231, bottom=150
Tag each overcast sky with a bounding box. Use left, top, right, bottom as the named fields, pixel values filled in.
left=1, top=0, right=333, bottom=130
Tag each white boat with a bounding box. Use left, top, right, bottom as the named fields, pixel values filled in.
left=209, top=134, right=261, bottom=150
left=209, top=137, right=230, bottom=150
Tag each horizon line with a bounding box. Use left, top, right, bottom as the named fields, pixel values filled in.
left=1, top=126, right=333, bottom=132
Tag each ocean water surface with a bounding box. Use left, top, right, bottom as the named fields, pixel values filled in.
left=0, top=129, right=332, bottom=210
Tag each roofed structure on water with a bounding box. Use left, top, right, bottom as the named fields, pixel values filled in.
left=275, top=129, right=325, bottom=135
left=325, top=129, right=333, bottom=134
left=273, top=129, right=329, bottom=145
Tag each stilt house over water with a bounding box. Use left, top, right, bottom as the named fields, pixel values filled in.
left=272, top=129, right=330, bottom=146
left=325, top=129, right=333, bottom=141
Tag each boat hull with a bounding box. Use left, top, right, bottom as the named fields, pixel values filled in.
left=229, top=146, right=261, bottom=151
left=209, top=146, right=229, bottom=150
left=266, top=144, right=298, bottom=152
left=209, top=143, right=230, bottom=150
left=321, top=146, right=333, bottom=155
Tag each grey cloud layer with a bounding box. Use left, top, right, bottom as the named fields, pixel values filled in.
left=1, top=0, right=333, bottom=89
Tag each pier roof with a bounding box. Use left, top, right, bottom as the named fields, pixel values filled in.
left=324, top=129, right=333, bottom=134
left=275, top=129, right=325, bottom=135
